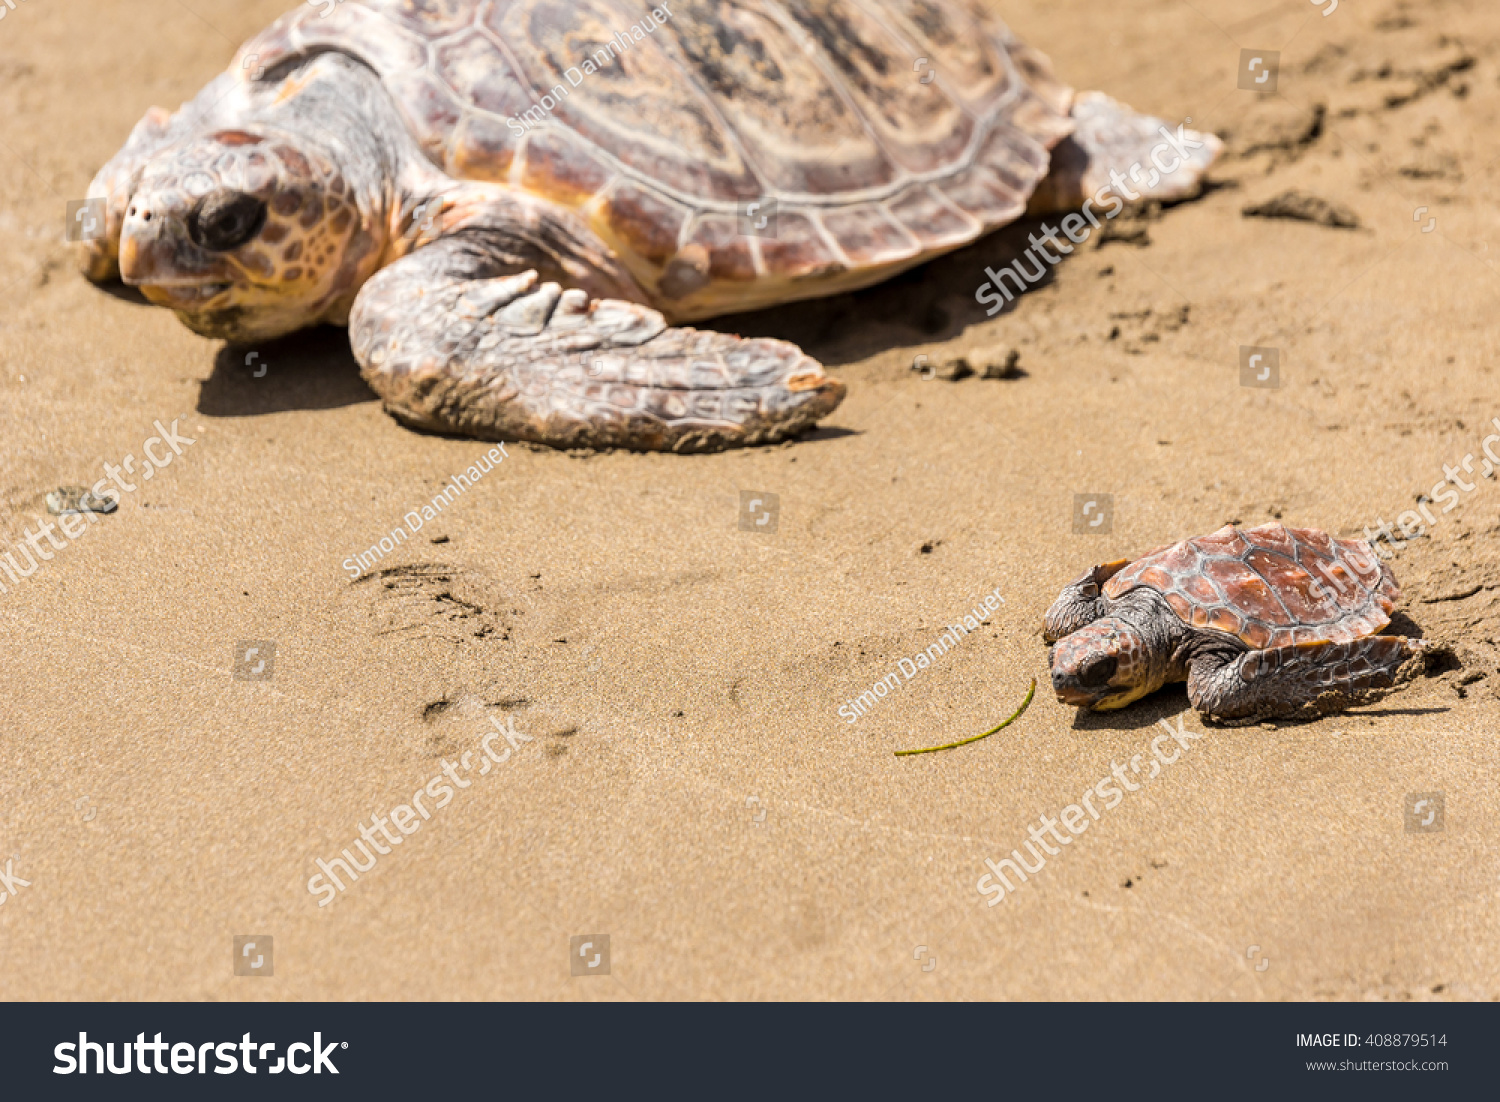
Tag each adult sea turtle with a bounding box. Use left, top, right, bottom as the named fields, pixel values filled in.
left=79, top=0, right=1221, bottom=451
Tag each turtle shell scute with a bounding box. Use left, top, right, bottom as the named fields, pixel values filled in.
left=1099, top=523, right=1398, bottom=649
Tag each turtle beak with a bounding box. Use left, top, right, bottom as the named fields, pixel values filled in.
left=118, top=231, right=164, bottom=286
left=121, top=196, right=239, bottom=312
left=1052, top=679, right=1099, bottom=708
left=1050, top=658, right=1111, bottom=708
left=1049, top=649, right=1095, bottom=707
left=119, top=192, right=223, bottom=286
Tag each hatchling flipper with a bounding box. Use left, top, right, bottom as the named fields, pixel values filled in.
left=1187, top=636, right=1423, bottom=723
left=1042, top=559, right=1132, bottom=642
left=350, top=249, right=845, bottom=454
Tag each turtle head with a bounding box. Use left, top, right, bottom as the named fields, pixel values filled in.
left=1049, top=618, right=1154, bottom=711
left=118, top=128, right=381, bottom=342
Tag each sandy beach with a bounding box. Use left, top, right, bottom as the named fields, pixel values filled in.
left=1, top=0, right=1498, bottom=1001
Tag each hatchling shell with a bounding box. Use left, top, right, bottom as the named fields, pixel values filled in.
left=1102, top=523, right=1400, bottom=651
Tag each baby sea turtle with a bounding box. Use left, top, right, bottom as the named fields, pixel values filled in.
left=79, top=0, right=1220, bottom=452
left=1046, top=524, right=1423, bottom=722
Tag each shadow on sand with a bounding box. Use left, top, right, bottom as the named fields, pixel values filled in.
left=695, top=218, right=1054, bottom=368
left=197, top=326, right=377, bottom=419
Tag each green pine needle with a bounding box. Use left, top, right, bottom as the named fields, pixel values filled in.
left=894, top=678, right=1037, bottom=757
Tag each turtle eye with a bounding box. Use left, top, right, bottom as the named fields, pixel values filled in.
left=1078, top=656, right=1117, bottom=688
left=188, top=190, right=267, bottom=252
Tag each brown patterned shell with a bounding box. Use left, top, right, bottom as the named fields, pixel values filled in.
left=233, top=0, right=1074, bottom=319
left=1102, top=524, right=1401, bottom=651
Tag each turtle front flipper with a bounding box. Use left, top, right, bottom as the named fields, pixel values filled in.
left=349, top=246, right=845, bottom=453
left=1187, top=637, right=1423, bottom=723
left=1042, top=559, right=1132, bottom=642
left=1027, top=92, right=1223, bottom=215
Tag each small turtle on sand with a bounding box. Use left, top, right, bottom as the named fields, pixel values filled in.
left=1046, top=524, right=1423, bottom=723
left=79, top=0, right=1219, bottom=452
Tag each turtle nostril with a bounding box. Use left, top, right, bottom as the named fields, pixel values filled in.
left=187, top=189, right=267, bottom=252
